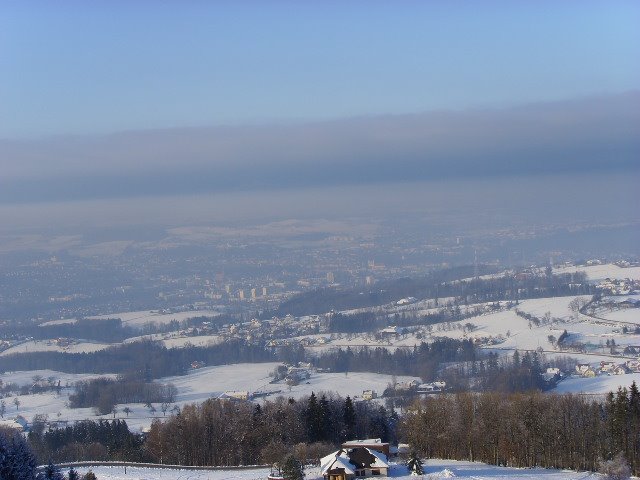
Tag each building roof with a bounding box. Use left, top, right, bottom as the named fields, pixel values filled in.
left=342, top=438, right=386, bottom=446
left=320, top=451, right=356, bottom=475
left=320, top=447, right=389, bottom=475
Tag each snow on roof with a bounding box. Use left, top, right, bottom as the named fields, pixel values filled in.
left=320, top=451, right=355, bottom=475
left=367, top=448, right=390, bottom=468
left=320, top=446, right=389, bottom=475
left=342, top=438, right=385, bottom=445
left=0, top=419, right=25, bottom=430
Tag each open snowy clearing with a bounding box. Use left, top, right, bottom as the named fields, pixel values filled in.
left=598, top=308, right=640, bottom=324
left=302, top=293, right=640, bottom=364
left=162, top=362, right=419, bottom=404
left=516, top=295, right=589, bottom=320
left=554, top=372, right=640, bottom=395
left=0, top=364, right=418, bottom=433
left=554, top=264, right=640, bottom=281
left=0, top=369, right=116, bottom=387
left=67, top=459, right=611, bottom=479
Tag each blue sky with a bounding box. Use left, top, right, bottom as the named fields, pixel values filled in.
left=2, top=1, right=639, bottom=138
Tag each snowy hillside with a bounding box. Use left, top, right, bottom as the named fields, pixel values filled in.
left=0, top=364, right=418, bottom=433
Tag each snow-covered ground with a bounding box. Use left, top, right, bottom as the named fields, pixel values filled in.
left=554, top=372, right=640, bottom=395
left=599, top=308, right=640, bottom=324
left=0, top=363, right=417, bottom=433
left=419, top=296, right=585, bottom=351
left=0, top=369, right=116, bottom=387
left=554, top=264, right=640, bottom=282
left=163, top=362, right=418, bottom=405
left=66, top=459, right=609, bottom=480
left=4, top=264, right=640, bottom=432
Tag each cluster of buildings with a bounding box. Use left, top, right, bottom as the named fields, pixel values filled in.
left=284, top=364, right=313, bottom=386
left=574, top=359, right=640, bottom=378
left=175, top=315, right=324, bottom=347
left=596, top=278, right=640, bottom=296
left=384, top=380, right=447, bottom=396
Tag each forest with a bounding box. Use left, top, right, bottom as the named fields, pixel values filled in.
left=69, top=376, right=177, bottom=414
left=18, top=386, right=640, bottom=477
left=273, top=269, right=591, bottom=317
left=402, top=385, right=640, bottom=476
left=0, top=339, right=277, bottom=379
left=311, top=339, right=477, bottom=381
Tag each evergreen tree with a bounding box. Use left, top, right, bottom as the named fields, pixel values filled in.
left=629, top=382, right=640, bottom=473
left=319, top=395, right=330, bottom=442
left=342, top=396, right=356, bottom=440
left=280, top=454, right=304, bottom=480
left=37, top=461, right=64, bottom=480
left=406, top=452, right=424, bottom=475
left=0, top=428, right=37, bottom=480
left=68, top=468, right=79, bottom=480
left=305, top=393, right=322, bottom=442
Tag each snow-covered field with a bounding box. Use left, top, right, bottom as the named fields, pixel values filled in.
left=164, top=362, right=418, bottom=404
left=554, top=372, right=640, bottom=395
left=599, top=308, right=640, bottom=324
left=4, top=263, right=640, bottom=432
left=554, top=264, right=640, bottom=282
left=67, top=459, right=610, bottom=480
left=3, top=359, right=637, bottom=433
left=0, top=364, right=418, bottom=433
left=0, top=369, right=116, bottom=387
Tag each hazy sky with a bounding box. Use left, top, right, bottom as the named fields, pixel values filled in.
left=1, top=1, right=639, bottom=137
left=1, top=92, right=639, bottom=204
left=0, top=2, right=639, bottom=236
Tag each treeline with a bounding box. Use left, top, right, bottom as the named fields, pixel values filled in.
left=326, top=305, right=487, bottom=333
left=0, top=314, right=234, bottom=345
left=403, top=384, right=640, bottom=475
left=272, top=265, right=496, bottom=316
left=35, top=318, right=137, bottom=343
left=312, top=339, right=477, bottom=381
left=273, top=267, right=591, bottom=317
left=145, top=393, right=396, bottom=466
left=0, top=339, right=276, bottom=379
left=28, top=418, right=145, bottom=464
left=441, top=351, right=551, bottom=393
left=0, top=318, right=135, bottom=343
left=69, top=376, right=177, bottom=414
left=24, top=395, right=395, bottom=466
left=0, top=426, right=37, bottom=479
left=19, top=394, right=396, bottom=467
left=325, top=312, right=384, bottom=333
